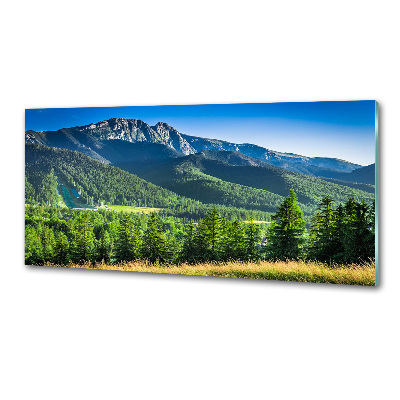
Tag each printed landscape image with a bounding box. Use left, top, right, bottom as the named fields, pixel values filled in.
left=25, top=101, right=378, bottom=285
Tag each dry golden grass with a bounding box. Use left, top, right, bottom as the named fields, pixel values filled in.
left=48, top=259, right=375, bottom=285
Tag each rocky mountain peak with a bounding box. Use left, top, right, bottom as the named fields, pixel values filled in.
left=154, top=121, right=172, bottom=128
left=25, top=118, right=362, bottom=173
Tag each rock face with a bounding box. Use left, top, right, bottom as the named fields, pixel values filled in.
left=25, top=117, right=361, bottom=173
left=81, top=118, right=198, bottom=155
left=152, top=122, right=196, bottom=155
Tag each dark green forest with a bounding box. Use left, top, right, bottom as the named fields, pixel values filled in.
left=25, top=191, right=375, bottom=266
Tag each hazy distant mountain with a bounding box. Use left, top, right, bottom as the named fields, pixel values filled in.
left=315, top=164, right=375, bottom=185
left=25, top=117, right=362, bottom=175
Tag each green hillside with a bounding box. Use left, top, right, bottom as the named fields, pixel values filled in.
left=189, top=151, right=375, bottom=198
left=315, top=163, right=376, bottom=185
left=139, top=152, right=375, bottom=216
left=25, top=144, right=272, bottom=221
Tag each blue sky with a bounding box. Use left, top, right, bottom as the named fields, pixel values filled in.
left=25, top=101, right=376, bottom=166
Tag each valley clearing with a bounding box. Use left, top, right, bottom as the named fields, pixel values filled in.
left=47, top=260, right=375, bottom=285
left=106, top=205, right=162, bottom=214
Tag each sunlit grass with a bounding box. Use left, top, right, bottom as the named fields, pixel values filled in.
left=47, top=259, right=375, bottom=285
left=107, top=205, right=162, bottom=214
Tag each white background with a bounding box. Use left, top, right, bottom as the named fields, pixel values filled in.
left=1, top=1, right=399, bottom=399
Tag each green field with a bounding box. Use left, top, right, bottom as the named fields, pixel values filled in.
left=107, top=205, right=162, bottom=214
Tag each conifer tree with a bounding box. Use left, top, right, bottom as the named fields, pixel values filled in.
left=245, top=219, right=261, bottom=261
left=343, top=199, right=374, bottom=262
left=142, top=213, right=168, bottom=263
left=196, top=207, right=226, bottom=261
left=309, top=196, right=339, bottom=262
left=331, top=203, right=346, bottom=261
left=55, top=231, right=69, bottom=264
left=369, top=200, right=376, bottom=235
left=73, top=212, right=95, bottom=262
left=226, top=220, right=247, bottom=260
left=267, top=189, right=306, bottom=260
left=181, top=219, right=198, bottom=263
left=114, top=215, right=140, bottom=262
left=164, top=232, right=181, bottom=264
left=367, top=200, right=376, bottom=259
left=41, top=224, right=56, bottom=262
left=344, top=197, right=357, bottom=228
left=97, top=228, right=113, bottom=263
left=25, top=225, right=43, bottom=265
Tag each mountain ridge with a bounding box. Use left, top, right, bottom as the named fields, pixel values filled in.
left=25, top=117, right=362, bottom=174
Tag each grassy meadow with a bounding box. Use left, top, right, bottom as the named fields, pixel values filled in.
left=47, top=259, right=375, bottom=286
left=107, top=205, right=162, bottom=214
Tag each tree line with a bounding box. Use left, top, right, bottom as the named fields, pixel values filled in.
left=25, top=207, right=264, bottom=265
left=267, top=189, right=375, bottom=263
left=25, top=189, right=375, bottom=266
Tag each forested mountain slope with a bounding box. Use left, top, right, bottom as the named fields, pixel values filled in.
left=25, top=144, right=187, bottom=207
left=317, top=177, right=374, bottom=194
left=182, top=151, right=375, bottom=196
left=114, top=147, right=374, bottom=193
left=138, top=152, right=375, bottom=215
left=315, top=163, right=375, bottom=185
left=25, top=144, right=273, bottom=221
